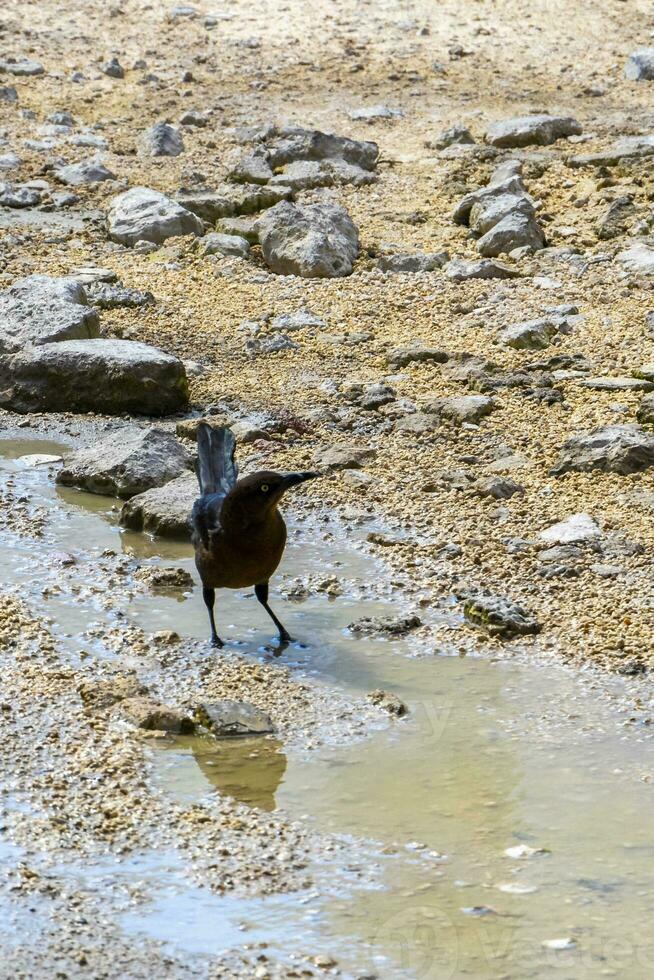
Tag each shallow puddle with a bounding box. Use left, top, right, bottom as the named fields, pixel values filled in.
left=2, top=438, right=654, bottom=979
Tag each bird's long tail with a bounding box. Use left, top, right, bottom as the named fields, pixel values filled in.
left=195, top=423, right=239, bottom=496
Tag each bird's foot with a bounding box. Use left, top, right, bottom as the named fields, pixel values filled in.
left=278, top=630, right=293, bottom=644
left=210, top=634, right=224, bottom=649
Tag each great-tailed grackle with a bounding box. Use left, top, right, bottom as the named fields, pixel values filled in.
left=191, top=422, right=319, bottom=647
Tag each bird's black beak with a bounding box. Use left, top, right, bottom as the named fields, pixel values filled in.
left=281, top=471, right=321, bottom=490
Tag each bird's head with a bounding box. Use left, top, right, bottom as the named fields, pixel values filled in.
left=227, top=469, right=320, bottom=519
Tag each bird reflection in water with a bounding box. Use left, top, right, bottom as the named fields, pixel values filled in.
left=181, top=735, right=287, bottom=812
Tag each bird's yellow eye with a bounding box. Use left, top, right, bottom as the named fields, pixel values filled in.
left=261, top=484, right=269, bottom=493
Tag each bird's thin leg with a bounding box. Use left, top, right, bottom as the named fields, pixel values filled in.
left=202, top=586, right=223, bottom=648
left=255, top=582, right=293, bottom=643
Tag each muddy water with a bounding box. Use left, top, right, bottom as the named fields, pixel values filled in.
left=2, top=439, right=654, bottom=979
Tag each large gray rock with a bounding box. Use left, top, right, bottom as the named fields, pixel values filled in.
left=0, top=183, right=41, bottom=208
left=625, top=49, right=654, bottom=81
left=0, top=339, right=189, bottom=415
left=119, top=471, right=197, bottom=537
left=268, top=158, right=375, bottom=190
left=177, top=183, right=291, bottom=222
left=107, top=187, right=204, bottom=246
left=261, top=125, right=378, bottom=170
left=551, top=424, right=654, bottom=476
left=85, top=282, right=155, bottom=309
left=57, top=427, right=193, bottom=498
left=0, top=274, right=100, bottom=354
left=54, top=158, right=116, bottom=186
left=139, top=122, right=184, bottom=157
left=477, top=212, right=544, bottom=257
left=485, top=114, right=582, bottom=148
left=258, top=201, right=359, bottom=278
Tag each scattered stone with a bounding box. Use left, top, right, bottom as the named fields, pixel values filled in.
left=119, top=471, right=197, bottom=536
left=551, top=424, right=654, bottom=476
left=616, top=243, right=654, bottom=276
left=569, top=134, right=654, bottom=168
left=78, top=675, right=147, bottom=711
left=477, top=211, right=544, bottom=257
left=54, top=158, right=116, bottom=186
left=542, top=938, right=577, bottom=952
left=499, top=318, right=562, bottom=351
left=57, top=427, right=193, bottom=498
left=425, top=394, right=496, bottom=424
left=595, top=196, right=637, bottom=240
left=139, top=121, right=184, bottom=157
left=270, top=310, right=325, bottom=331
left=0, top=339, right=189, bottom=415
left=539, top=513, right=601, bottom=545
left=194, top=700, right=274, bottom=736
left=134, top=565, right=194, bottom=590
left=85, top=281, right=155, bottom=309
left=432, top=124, right=475, bottom=149
left=625, top=48, right=654, bottom=81
left=387, top=343, right=449, bottom=369
left=377, top=251, right=448, bottom=273
left=179, top=109, right=207, bottom=127
left=453, top=176, right=527, bottom=225
left=102, top=57, right=125, bottom=78
left=107, top=187, right=204, bottom=246
left=368, top=689, right=408, bottom=716
left=258, top=201, right=359, bottom=278
left=200, top=232, right=251, bottom=258
left=636, top=393, right=654, bottom=424
left=472, top=476, right=524, bottom=499
left=445, top=258, right=520, bottom=281
left=468, top=192, right=536, bottom=236
left=313, top=445, right=376, bottom=470
left=485, top=114, right=582, bottom=148
left=348, top=104, right=403, bottom=121
left=0, top=58, right=44, bottom=76
left=0, top=184, right=41, bottom=208
left=348, top=614, right=422, bottom=636
left=216, top=215, right=261, bottom=242
left=504, top=844, right=549, bottom=859
left=580, top=376, right=653, bottom=392
left=117, top=696, right=194, bottom=734
left=0, top=274, right=100, bottom=354
left=462, top=593, right=540, bottom=638
left=0, top=86, right=18, bottom=103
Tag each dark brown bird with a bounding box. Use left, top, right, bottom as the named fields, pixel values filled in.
left=191, top=422, right=319, bottom=647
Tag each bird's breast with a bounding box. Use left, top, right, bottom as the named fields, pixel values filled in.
left=196, top=511, right=287, bottom=589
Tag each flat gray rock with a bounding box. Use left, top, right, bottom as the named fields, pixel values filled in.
left=539, top=513, right=600, bottom=545
left=486, top=114, right=582, bottom=148
left=580, top=376, right=654, bottom=392
left=0, top=184, right=41, bottom=208
left=194, top=700, right=274, bottom=736
left=616, top=243, right=654, bottom=275
left=432, top=124, right=475, bottom=149
left=0, top=274, right=100, bottom=354
left=55, top=158, right=116, bottom=186
left=445, top=258, right=520, bottom=281
left=387, top=343, right=449, bottom=369
left=424, top=394, right=496, bottom=424
left=0, top=339, right=189, bottom=415
left=57, top=427, right=193, bottom=498
left=637, top=393, right=654, bottom=424
left=313, top=445, right=376, bottom=470
left=347, top=104, right=403, bottom=121
left=499, top=318, right=561, bottom=351
left=551, top=424, right=654, bottom=476
left=469, top=192, right=535, bottom=236
left=453, top=175, right=527, bottom=225
left=263, top=125, right=378, bottom=171
left=119, top=471, right=197, bottom=537
left=377, top=251, right=448, bottom=273
left=569, top=134, right=654, bottom=168
left=85, top=282, right=155, bottom=309
left=270, top=310, right=325, bottom=331
left=1, top=58, right=44, bottom=76
left=139, top=122, right=184, bottom=157
left=625, top=48, right=654, bottom=81
left=268, top=157, right=375, bottom=190
left=258, top=201, right=359, bottom=278
left=107, top=187, right=204, bottom=246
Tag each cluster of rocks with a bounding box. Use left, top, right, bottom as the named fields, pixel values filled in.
left=0, top=274, right=188, bottom=415
left=454, top=159, right=545, bottom=258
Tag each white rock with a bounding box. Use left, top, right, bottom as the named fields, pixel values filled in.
left=617, top=242, right=654, bottom=275
left=539, top=513, right=600, bottom=544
